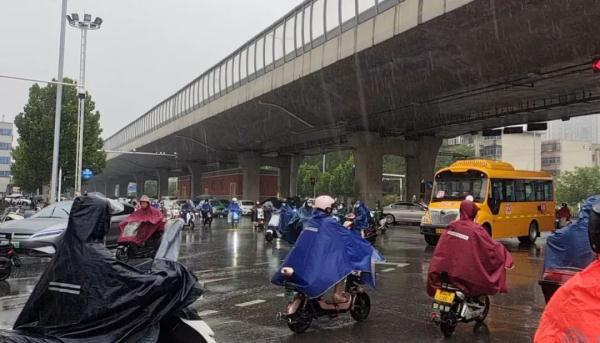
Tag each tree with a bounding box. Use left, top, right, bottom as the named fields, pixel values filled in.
left=12, top=79, right=106, bottom=193
left=436, top=144, right=475, bottom=170
left=556, top=166, right=600, bottom=205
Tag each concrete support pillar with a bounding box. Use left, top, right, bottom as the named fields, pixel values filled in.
left=107, top=180, right=118, bottom=198
left=352, top=132, right=383, bottom=208
left=239, top=151, right=261, bottom=201
left=158, top=170, right=170, bottom=199
left=119, top=180, right=130, bottom=198
left=289, top=155, right=303, bottom=197
left=278, top=157, right=291, bottom=198
left=136, top=176, right=144, bottom=197
left=187, top=163, right=204, bottom=197
left=406, top=136, right=442, bottom=203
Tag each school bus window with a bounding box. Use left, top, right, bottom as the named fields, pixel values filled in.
left=534, top=181, right=545, bottom=201
left=515, top=180, right=526, bottom=201
left=525, top=182, right=535, bottom=201
left=543, top=181, right=553, bottom=201
left=504, top=180, right=516, bottom=202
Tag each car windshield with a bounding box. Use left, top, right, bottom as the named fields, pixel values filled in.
left=432, top=170, right=488, bottom=203
left=32, top=201, right=73, bottom=219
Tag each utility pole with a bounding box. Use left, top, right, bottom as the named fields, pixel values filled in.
left=67, top=13, right=103, bottom=195
left=49, top=0, right=68, bottom=203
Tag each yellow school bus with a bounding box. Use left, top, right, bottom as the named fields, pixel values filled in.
left=420, top=160, right=555, bottom=246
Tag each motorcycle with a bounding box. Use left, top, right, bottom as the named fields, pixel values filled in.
left=181, top=208, right=195, bottom=230
left=254, top=208, right=265, bottom=231
left=115, top=221, right=163, bottom=263
left=430, top=273, right=491, bottom=338
left=0, top=233, right=21, bottom=281
left=538, top=267, right=581, bottom=303
left=343, top=213, right=382, bottom=245
left=231, top=211, right=240, bottom=229
left=276, top=267, right=371, bottom=333
left=201, top=210, right=213, bottom=228
left=265, top=211, right=281, bottom=242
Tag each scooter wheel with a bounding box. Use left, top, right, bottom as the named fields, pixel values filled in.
left=115, top=246, right=129, bottom=263
left=350, top=292, right=371, bottom=321
left=440, top=313, right=457, bottom=338
left=476, top=296, right=490, bottom=323
left=0, top=264, right=11, bottom=281
left=265, top=232, right=274, bottom=242
left=287, top=308, right=312, bottom=334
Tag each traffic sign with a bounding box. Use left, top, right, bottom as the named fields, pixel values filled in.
left=82, top=168, right=94, bottom=181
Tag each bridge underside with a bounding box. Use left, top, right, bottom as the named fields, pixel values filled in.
left=98, top=0, right=600, bottom=201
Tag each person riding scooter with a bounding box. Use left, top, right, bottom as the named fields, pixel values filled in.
left=2, top=193, right=212, bottom=343
left=556, top=203, right=572, bottom=229
left=116, top=195, right=166, bottom=261
left=198, top=200, right=213, bottom=228
left=272, top=195, right=383, bottom=304
left=180, top=200, right=195, bottom=228
left=535, top=201, right=600, bottom=341
left=353, top=200, right=373, bottom=238
left=427, top=199, right=514, bottom=297
left=228, top=198, right=242, bottom=228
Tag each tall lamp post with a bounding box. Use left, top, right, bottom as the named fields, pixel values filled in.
left=66, top=13, right=102, bottom=194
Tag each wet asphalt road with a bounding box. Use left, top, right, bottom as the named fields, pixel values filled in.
left=0, top=217, right=547, bottom=342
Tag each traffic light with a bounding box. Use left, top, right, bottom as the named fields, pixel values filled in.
left=593, top=58, right=600, bottom=73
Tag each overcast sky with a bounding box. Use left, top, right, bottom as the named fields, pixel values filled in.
left=0, top=0, right=301, bottom=138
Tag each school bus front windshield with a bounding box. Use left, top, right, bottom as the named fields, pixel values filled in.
left=432, top=170, right=488, bottom=203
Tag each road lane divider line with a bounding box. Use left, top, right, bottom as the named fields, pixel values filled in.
left=396, top=263, right=409, bottom=268
left=198, top=310, right=219, bottom=316
left=235, top=299, right=266, bottom=307
left=253, top=262, right=270, bottom=266
left=276, top=293, right=285, bottom=297
left=200, top=277, right=237, bottom=286
left=381, top=268, right=396, bottom=273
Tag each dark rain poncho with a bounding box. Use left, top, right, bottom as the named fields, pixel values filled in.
left=2, top=194, right=202, bottom=343
left=281, top=203, right=314, bottom=244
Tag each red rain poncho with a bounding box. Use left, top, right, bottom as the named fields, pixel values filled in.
left=535, top=259, right=600, bottom=341
left=427, top=201, right=514, bottom=296
left=117, top=206, right=165, bottom=245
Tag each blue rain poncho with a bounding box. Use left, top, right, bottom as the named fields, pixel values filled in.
left=281, top=202, right=314, bottom=244
left=543, top=195, right=600, bottom=272
left=272, top=210, right=383, bottom=298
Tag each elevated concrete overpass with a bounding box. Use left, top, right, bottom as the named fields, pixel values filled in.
left=92, top=0, right=600, bottom=204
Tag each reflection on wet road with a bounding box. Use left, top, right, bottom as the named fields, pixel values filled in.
left=0, top=218, right=547, bottom=342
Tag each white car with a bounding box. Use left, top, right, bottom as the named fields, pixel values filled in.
left=240, top=200, right=254, bottom=216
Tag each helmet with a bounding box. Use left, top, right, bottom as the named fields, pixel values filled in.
left=232, top=197, right=238, bottom=202
left=314, top=195, right=335, bottom=212
left=589, top=203, right=600, bottom=253
left=306, top=198, right=315, bottom=207
left=465, top=195, right=474, bottom=202
left=354, top=200, right=361, bottom=208
left=139, top=195, right=150, bottom=203
left=561, top=202, right=568, bottom=207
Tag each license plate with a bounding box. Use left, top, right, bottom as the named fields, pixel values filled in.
left=435, top=228, right=445, bottom=235
left=434, top=289, right=455, bottom=304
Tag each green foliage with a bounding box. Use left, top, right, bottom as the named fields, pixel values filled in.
left=436, top=144, right=475, bottom=170
left=297, top=152, right=355, bottom=198
left=11, top=79, right=106, bottom=192
left=383, top=155, right=405, bottom=174
left=556, top=166, right=600, bottom=205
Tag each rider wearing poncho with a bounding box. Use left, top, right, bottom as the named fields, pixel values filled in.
left=427, top=200, right=514, bottom=296
left=272, top=195, right=382, bottom=300
left=118, top=195, right=165, bottom=245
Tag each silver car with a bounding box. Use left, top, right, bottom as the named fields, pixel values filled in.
left=383, top=202, right=427, bottom=225
left=0, top=201, right=133, bottom=255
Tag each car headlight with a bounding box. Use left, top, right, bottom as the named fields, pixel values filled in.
left=421, top=212, right=432, bottom=225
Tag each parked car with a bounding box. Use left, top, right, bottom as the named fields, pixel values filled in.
left=383, top=202, right=427, bottom=225
left=0, top=201, right=134, bottom=255
left=210, top=199, right=228, bottom=218
left=240, top=200, right=254, bottom=216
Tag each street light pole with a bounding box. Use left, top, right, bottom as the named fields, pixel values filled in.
left=49, top=0, right=68, bottom=204
left=67, top=13, right=102, bottom=195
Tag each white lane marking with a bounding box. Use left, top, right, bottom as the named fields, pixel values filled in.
left=377, top=262, right=409, bottom=268
left=201, top=277, right=236, bottom=285
left=235, top=299, right=266, bottom=307
left=381, top=268, right=396, bottom=273
left=198, top=310, right=219, bottom=317
left=254, top=262, right=270, bottom=266
left=276, top=293, right=285, bottom=297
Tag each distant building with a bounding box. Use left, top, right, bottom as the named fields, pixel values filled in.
left=541, top=140, right=594, bottom=176
left=544, top=114, right=600, bottom=144
left=0, top=121, right=12, bottom=195
left=474, top=133, right=542, bottom=171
